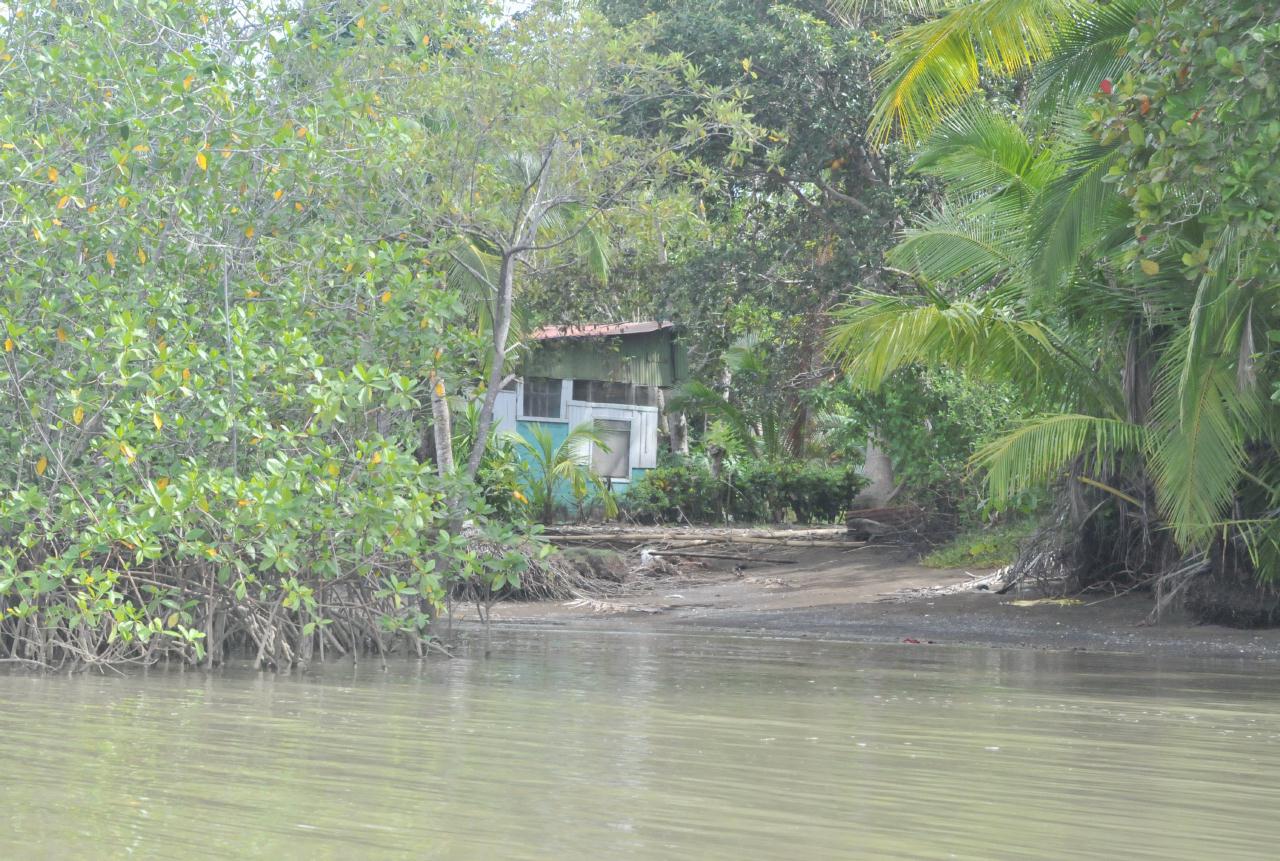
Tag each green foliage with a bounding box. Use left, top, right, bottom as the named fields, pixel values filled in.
left=623, top=456, right=867, bottom=524
left=620, top=459, right=724, bottom=523
left=818, top=368, right=1028, bottom=516
left=508, top=423, right=618, bottom=525
left=922, top=521, right=1035, bottom=569
left=839, top=0, right=1280, bottom=590
left=0, top=0, right=745, bottom=667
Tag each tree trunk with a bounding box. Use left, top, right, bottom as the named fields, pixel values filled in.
left=430, top=372, right=454, bottom=478
left=855, top=434, right=895, bottom=507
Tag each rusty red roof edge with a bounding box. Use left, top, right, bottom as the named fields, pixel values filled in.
left=529, top=320, right=674, bottom=341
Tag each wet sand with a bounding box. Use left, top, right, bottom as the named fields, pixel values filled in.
left=488, top=545, right=1280, bottom=661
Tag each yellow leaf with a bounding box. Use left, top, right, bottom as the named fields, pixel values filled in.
left=221, top=148, right=231, bottom=159
left=32, top=226, right=44, bottom=241
left=245, top=225, right=255, bottom=239
left=133, top=145, right=150, bottom=153
left=73, top=405, right=85, bottom=425
left=380, top=4, right=389, bottom=11
left=152, top=413, right=163, bottom=431
left=106, top=251, right=116, bottom=269
left=422, top=34, right=430, bottom=45
left=56, top=327, right=67, bottom=343
left=741, top=58, right=751, bottom=72
left=119, top=442, right=136, bottom=463
left=35, top=457, right=48, bottom=477
left=273, top=188, right=283, bottom=201
left=165, top=612, right=179, bottom=628
left=356, top=16, right=365, bottom=28
left=137, top=248, right=147, bottom=264
left=3, top=338, right=12, bottom=352
left=57, top=195, right=69, bottom=209
left=183, top=74, right=195, bottom=91
left=236, top=498, right=250, bottom=507
left=182, top=368, right=191, bottom=381
left=327, top=462, right=340, bottom=477
left=294, top=201, right=303, bottom=212
left=156, top=477, right=169, bottom=491
left=1140, top=259, right=1160, bottom=276
left=118, top=196, right=129, bottom=208
left=380, top=290, right=392, bottom=304
left=370, top=451, right=382, bottom=465
left=48, top=167, right=58, bottom=182
left=296, top=126, right=308, bottom=139
left=196, top=151, right=208, bottom=171
left=434, top=381, right=445, bottom=397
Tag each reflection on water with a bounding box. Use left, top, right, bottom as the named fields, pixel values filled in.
left=2, top=630, right=1278, bottom=860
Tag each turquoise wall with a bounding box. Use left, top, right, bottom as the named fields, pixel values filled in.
left=514, top=419, right=649, bottom=501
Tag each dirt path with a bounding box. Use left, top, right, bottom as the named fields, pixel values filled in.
left=488, top=545, right=1280, bottom=662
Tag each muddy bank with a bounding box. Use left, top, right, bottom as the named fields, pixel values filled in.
left=486, top=545, right=1280, bottom=662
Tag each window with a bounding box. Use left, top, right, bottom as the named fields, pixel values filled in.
left=592, top=419, right=631, bottom=480
left=523, top=377, right=562, bottom=418
left=571, top=380, right=656, bottom=407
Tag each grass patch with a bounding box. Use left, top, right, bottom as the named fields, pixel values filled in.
left=922, top=521, right=1036, bottom=569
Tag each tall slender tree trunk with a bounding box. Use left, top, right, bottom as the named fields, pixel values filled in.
left=429, top=372, right=454, bottom=478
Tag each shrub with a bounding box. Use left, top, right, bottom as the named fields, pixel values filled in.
left=623, top=457, right=867, bottom=524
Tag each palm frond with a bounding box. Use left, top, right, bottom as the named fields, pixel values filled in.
left=667, top=381, right=759, bottom=456
left=1029, top=129, right=1126, bottom=290
left=1149, top=251, right=1264, bottom=549
left=1028, top=0, right=1140, bottom=120
left=911, top=102, right=1050, bottom=200
left=826, top=292, right=1079, bottom=396
left=888, top=198, right=1028, bottom=294
left=870, top=0, right=1092, bottom=145
left=973, top=412, right=1146, bottom=504
left=1149, top=356, right=1260, bottom=549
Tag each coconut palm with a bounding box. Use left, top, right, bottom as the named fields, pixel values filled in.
left=509, top=422, right=618, bottom=525
left=835, top=0, right=1144, bottom=145
left=828, top=104, right=1279, bottom=586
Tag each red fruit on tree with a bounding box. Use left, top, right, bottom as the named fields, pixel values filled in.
left=1100, top=79, right=1114, bottom=95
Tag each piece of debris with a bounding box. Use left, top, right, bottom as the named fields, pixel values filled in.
left=1007, top=598, right=1083, bottom=607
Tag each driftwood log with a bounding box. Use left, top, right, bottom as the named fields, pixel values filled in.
left=845, top=506, right=926, bottom=539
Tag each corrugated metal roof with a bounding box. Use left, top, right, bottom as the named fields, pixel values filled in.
left=530, top=320, right=674, bottom=341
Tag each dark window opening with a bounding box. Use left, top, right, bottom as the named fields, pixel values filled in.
left=523, top=377, right=562, bottom=418
left=572, top=380, right=656, bottom=407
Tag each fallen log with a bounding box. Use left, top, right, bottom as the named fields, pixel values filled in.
left=546, top=534, right=860, bottom=548
left=544, top=525, right=848, bottom=540
left=647, top=550, right=797, bottom=564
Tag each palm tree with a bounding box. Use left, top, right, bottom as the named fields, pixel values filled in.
left=509, top=422, right=618, bottom=525
left=827, top=104, right=1279, bottom=587
left=835, top=0, right=1143, bottom=145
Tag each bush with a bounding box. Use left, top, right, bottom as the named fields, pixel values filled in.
left=921, top=521, right=1035, bottom=569
left=623, top=457, right=867, bottom=524
left=620, top=459, right=723, bottom=523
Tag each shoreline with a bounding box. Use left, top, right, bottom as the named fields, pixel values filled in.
left=486, top=545, right=1280, bottom=663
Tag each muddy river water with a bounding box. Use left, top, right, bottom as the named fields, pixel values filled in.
left=2, top=629, right=1278, bottom=859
